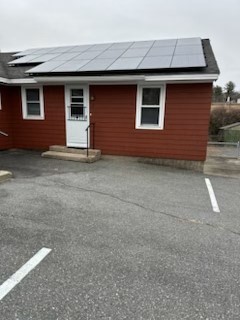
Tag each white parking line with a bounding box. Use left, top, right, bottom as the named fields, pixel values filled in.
left=205, top=178, right=220, bottom=213
left=0, top=247, right=52, bottom=301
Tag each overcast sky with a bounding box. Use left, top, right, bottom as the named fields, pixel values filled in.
left=0, top=0, right=239, bottom=88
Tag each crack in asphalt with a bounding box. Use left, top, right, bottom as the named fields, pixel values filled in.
left=53, top=180, right=240, bottom=238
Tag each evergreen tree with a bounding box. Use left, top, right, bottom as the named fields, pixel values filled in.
left=224, top=81, right=236, bottom=102
left=212, top=85, right=224, bottom=102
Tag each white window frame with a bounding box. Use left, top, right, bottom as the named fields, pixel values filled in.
left=21, top=86, right=45, bottom=120
left=135, top=84, right=166, bottom=130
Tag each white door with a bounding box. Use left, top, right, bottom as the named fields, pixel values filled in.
left=65, top=85, right=89, bottom=148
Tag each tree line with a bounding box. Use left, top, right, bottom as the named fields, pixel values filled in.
left=212, top=81, right=240, bottom=103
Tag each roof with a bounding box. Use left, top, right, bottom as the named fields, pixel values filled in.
left=0, top=52, right=30, bottom=79
left=1, top=38, right=220, bottom=80
left=220, top=122, right=240, bottom=130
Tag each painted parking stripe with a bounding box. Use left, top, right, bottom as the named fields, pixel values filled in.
left=205, top=178, right=220, bottom=213
left=0, top=247, right=51, bottom=301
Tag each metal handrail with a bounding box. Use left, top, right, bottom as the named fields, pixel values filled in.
left=85, top=123, right=95, bottom=157
left=0, top=130, right=8, bottom=137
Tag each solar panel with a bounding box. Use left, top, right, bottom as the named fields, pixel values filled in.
left=174, top=45, right=203, bottom=55
left=51, top=52, right=82, bottom=61
left=80, top=58, right=116, bottom=71
left=72, top=50, right=102, bottom=60
left=153, top=39, right=177, bottom=47
left=68, top=45, right=94, bottom=52
left=20, top=37, right=206, bottom=73
left=52, top=60, right=91, bottom=72
left=138, top=56, right=172, bottom=69
left=177, top=38, right=202, bottom=46
left=110, top=42, right=133, bottom=50
left=107, top=57, right=142, bottom=70
left=9, top=54, right=42, bottom=64
left=122, top=48, right=150, bottom=58
left=31, top=48, right=55, bottom=55
left=48, top=46, right=75, bottom=53
left=88, top=43, right=113, bottom=51
left=147, top=46, right=175, bottom=56
left=97, top=49, right=125, bottom=59
left=13, top=49, right=38, bottom=57
left=30, top=53, right=61, bottom=63
left=130, top=40, right=154, bottom=48
left=27, top=61, right=65, bottom=73
left=171, top=54, right=206, bottom=68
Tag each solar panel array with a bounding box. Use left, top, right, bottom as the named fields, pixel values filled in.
left=9, top=38, right=206, bottom=73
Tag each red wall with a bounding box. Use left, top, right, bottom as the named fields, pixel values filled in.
left=90, top=84, right=212, bottom=161
left=10, top=86, right=66, bottom=149
left=0, top=83, right=212, bottom=161
left=0, top=85, right=13, bottom=150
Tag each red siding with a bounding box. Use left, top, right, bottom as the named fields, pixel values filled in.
left=0, top=86, right=13, bottom=150
left=11, top=86, right=66, bottom=149
left=1, top=83, right=212, bottom=161
left=90, top=84, right=212, bottom=161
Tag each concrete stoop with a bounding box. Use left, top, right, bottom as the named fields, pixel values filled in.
left=0, top=170, right=12, bottom=183
left=204, top=156, right=240, bottom=178
left=42, top=145, right=101, bottom=163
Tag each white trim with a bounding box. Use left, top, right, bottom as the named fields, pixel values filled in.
left=35, top=75, right=146, bottom=84
left=135, top=84, right=166, bottom=130
left=21, top=85, right=45, bottom=120
left=0, top=77, right=36, bottom=84
left=0, top=73, right=218, bottom=85
left=145, top=74, right=219, bottom=82
left=34, top=73, right=218, bottom=84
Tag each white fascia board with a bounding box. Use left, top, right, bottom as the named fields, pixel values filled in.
left=0, top=77, right=10, bottom=84
left=0, top=73, right=218, bottom=85
left=33, top=73, right=218, bottom=84
left=145, top=74, right=219, bottom=82
left=0, top=77, right=36, bottom=84
left=34, top=75, right=146, bottom=83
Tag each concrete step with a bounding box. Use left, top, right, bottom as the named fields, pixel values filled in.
left=41, top=151, right=100, bottom=163
left=0, top=170, right=12, bottom=183
left=49, top=145, right=101, bottom=158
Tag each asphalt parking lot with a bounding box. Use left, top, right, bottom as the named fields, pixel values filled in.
left=0, top=150, right=240, bottom=320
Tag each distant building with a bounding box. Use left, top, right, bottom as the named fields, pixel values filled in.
left=219, top=123, right=240, bottom=142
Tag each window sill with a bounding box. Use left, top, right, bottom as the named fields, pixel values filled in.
left=135, top=125, right=164, bottom=130
left=23, top=116, right=45, bottom=120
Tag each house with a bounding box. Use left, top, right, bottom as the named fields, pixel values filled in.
left=0, top=37, right=219, bottom=169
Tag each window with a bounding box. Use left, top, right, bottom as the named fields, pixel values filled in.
left=136, top=84, right=166, bottom=129
left=21, top=87, right=44, bottom=120
left=68, top=88, right=86, bottom=120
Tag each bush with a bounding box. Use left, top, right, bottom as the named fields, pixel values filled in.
left=209, top=107, right=240, bottom=135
